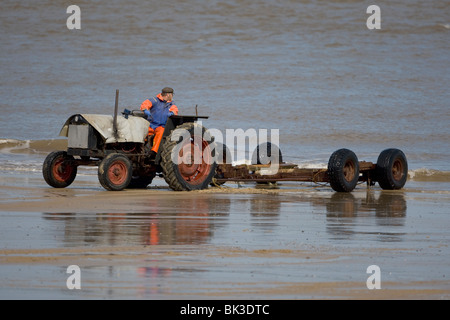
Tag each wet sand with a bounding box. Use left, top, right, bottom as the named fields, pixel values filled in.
left=1, top=172, right=449, bottom=300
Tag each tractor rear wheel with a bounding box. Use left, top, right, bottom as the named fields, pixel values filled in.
left=98, top=153, right=132, bottom=191
left=161, top=122, right=217, bottom=191
left=328, top=149, right=360, bottom=192
left=43, top=151, right=77, bottom=188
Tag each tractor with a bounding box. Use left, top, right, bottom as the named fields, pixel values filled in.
left=43, top=90, right=217, bottom=191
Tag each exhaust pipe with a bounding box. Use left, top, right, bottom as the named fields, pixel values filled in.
left=113, top=89, right=119, bottom=140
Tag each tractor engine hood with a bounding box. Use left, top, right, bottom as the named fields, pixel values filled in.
left=59, top=114, right=149, bottom=144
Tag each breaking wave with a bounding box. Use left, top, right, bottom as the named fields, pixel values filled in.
left=0, top=139, right=68, bottom=174
left=407, top=169, right=450, bottom=182
left=0, top=139, right=67, bottom=154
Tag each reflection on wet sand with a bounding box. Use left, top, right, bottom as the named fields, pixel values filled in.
left=324, top=191, right=407, bottom=218
left=319, top=191, right=407, bottom=242
left=43, top=197, right=232, bottom=246
left=42, top=191, right=407, bottom=247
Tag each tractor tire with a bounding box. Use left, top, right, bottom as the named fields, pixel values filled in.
left=376, top=148, right=408, bottom=190
left=328, top=149, right=360, bottom=192
left=98, top=153, right=132, bottom=191
left=43, top=151, right=77, bottom=188
left=160, top=122, right=217, bottom=191
left=251, top=142, right=283, bottom=165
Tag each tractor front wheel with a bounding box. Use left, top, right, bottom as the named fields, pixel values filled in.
left=43, top=151, right=77, bottom=188
left=98, top=154, right=132, bottom=191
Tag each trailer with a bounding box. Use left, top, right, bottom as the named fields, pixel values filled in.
left=212, top=145, right=408, bottom=192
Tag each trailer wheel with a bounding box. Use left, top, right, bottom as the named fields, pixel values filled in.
left=210, top=142, right=231, bottom=186
left=214, top=142, right=232, bottom=165
left=98, top=154, right=132, bottom=191
left=252, top=142, right=283, bottom=165
left=43, top=151, right=77, bottom=188
left=376, top=149, right=408, bottom=190
left=161, top=122, right=217, bottom=191
left=328, top=149, right=360, bottom=192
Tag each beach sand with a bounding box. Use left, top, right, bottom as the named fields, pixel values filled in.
left=1, top=171, right=449, bottom=300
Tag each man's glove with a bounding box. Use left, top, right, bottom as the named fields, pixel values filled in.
left=143, top=110, right=152, bottom=121
left=168, top=111, right=174, bottom=117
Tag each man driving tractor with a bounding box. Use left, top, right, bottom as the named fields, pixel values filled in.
left=140, top=87, right=179, bottom=159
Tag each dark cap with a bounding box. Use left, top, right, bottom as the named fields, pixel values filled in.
left=161, top=87, right=174, bottom=94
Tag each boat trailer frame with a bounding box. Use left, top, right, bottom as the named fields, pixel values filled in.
left=212, top=148, right=408, bottom=192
